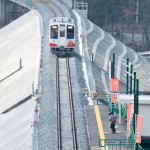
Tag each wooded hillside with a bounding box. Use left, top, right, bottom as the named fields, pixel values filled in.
left=83, top=0, right=150, bottom=52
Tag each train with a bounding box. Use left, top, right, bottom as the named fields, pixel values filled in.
left=49, top=17, right=75, bottom=54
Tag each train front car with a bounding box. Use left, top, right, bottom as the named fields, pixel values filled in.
left=49, top=17, right=75, bottom=55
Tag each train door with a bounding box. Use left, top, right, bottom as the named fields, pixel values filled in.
left=59, top=24, right=66, bottom=48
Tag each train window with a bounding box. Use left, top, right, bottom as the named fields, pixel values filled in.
left=60, top=24, right=65, bottom=27
left=67, top=25, right=74, bottom=39
left=51, top=25, right=58, bottom=39
left=60, top=30, right=65, bottom=37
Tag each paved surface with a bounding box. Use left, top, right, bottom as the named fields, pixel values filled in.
left=100, top=105, right=127, bottom=139
left=86, top=104, right=128, bottom=150
left=86, top=106, right=99, bottom=147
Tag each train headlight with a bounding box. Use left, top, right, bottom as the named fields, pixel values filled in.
left=68, top=26, right=73, bottom=29
left=52, top=26, right=57, bottom=29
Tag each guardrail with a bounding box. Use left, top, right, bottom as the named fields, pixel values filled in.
left=23, top=0, right=33, bottom=8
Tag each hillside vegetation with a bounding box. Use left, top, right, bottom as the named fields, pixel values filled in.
left=83, top=0, right=150, bottom=52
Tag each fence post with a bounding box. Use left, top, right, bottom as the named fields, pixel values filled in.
left=119, top=139, right=121, bottom=150
left=113, top=53, right=115, bottom=78
left=130, top=64, right=133, bottom=94
left=126, top=58, right=129, bottom=94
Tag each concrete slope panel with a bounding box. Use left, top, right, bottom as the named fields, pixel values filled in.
left=0, top=98, right=36, bottom=150
left=0, top=10, right=41, bottom=113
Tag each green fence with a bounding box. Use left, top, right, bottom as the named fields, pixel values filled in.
left=98, top=92, right=147, bottom=150
left=99, top=139, right=136, bottom=150
left=97, top=92, right=139, bottom=149
left=97, top=92, right=111, bottom=105
left=23, top=0, right=33, bottom=8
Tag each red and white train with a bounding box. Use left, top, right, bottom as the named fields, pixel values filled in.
left=49, top=17, right=75, bottom=54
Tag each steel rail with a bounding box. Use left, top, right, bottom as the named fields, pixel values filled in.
left=66, top=57, right=78, bottom=150
left=56, top=56, right=62, bottom=149
left=41, top=0, right=57, bottom=17
left=49, top=0, right=65, bottom=17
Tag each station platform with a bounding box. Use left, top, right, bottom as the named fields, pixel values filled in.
left=85, top=104, right=129, bottom=150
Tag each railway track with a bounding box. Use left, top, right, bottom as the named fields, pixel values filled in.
left=50, top=0, right=65, bottom=17
left=56, top=56, right=77, bottom=150
left=41, top=0, right=66, bottom=17
left=34, top=1, right=76, bottom=149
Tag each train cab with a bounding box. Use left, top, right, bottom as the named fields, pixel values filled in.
left=49, top=17, right=75, bottom=54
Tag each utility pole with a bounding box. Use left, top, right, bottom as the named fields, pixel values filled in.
left=72, top=0, right=74, bottom=9
left=136, top=0, right=139, bottom=24
left=131, top=0, right=135, bottom=49
left=111, top=0, right=114, bottom=36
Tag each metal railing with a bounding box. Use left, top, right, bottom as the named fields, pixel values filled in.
left=99, top=139, right=136, bottom=150
left=103, top=93, right=149, bottom=150
left=97, top=92, right=139, bottom=149
left=74, top=2, right=88, bottom=10
left=96, top=91, right=110, bottom=105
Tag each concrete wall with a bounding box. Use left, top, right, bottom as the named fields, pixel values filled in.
left=119, top=94, right=150, bottom=137
left=75, top=10, right=87, bottom=19
left=139, top=104, right=150, bottom=136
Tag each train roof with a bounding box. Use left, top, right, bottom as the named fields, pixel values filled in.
left=50, top=17, right=74, bottom=25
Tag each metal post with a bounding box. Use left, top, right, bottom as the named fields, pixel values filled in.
left=119, top=102, right=121, bottom=124
left=133, top=95, right=136, bottom=134
left=109, top=62, right=111, bottom=79
left=113, top=53, right=115, bottom=78
left=136, top=79, right=139, bottom=115
left=133, top=73, right=137, bottom=134
left=91, top=53, right=93, bottom=62
left=130, top=64, right=133, bottom=94
left=32, top=82, right=34, bottom=96
left=134, top=72, right=136, bottom=94
left=111, top=62, right=113, bottom=79
left=133, top=77, right=139, bottom=150
left=133, top=72, right=137, bottom=136
left=126, top=58, right=129, bottom=94
left=19, top=58, right=23, bottom=69
left=135, top=79, right=139, bottom=150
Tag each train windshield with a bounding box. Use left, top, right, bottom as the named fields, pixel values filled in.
left=51, top=25, right=58, bottom=39
left=60, top=30, right=65, bottom=37
left=67, top=25, right=74, bottom=39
